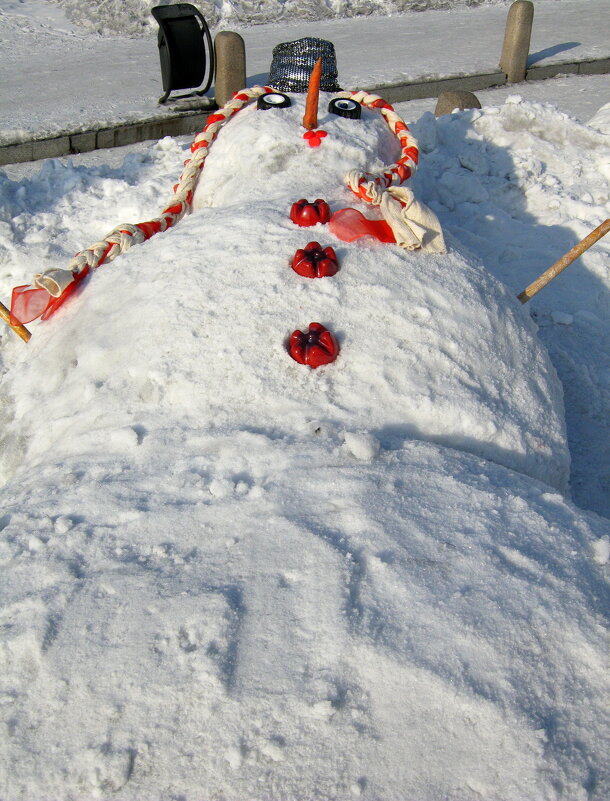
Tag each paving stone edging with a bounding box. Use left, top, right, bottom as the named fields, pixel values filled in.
left=0, top=112, right=213, bottom=167
left=1, top=56, right=608, bottom=166
left=365, top=57, right=610, bottom=104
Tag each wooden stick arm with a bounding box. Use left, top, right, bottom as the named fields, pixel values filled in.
left=518, top=219, right=610, bottom=304
left=0, top=299, right=31, bottom=343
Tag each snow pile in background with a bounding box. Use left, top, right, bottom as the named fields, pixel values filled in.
left=54, top=0, right=510, bottom=36
left=589, top=101, right=610, bottom=134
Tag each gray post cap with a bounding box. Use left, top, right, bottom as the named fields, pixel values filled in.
left=268, top=38, right=340, bottom=93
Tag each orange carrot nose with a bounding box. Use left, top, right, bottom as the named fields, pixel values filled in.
left=302, top=57, right=322, bottom=130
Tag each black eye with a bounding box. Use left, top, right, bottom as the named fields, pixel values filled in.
left=328, top=97, right=361, bottom=119
left=257, top=92, right=292, bottom=110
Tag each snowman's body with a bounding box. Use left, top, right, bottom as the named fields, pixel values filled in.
left=1, top=88, right=607, bottom=801
left=54, top=92, right=569, bottom=487
left=3, top=91, right=570, bottom=488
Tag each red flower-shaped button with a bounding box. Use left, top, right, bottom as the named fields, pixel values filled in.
left=290, top=199, right=331, bottom=227
left=289, top=322, right=340, bottom=368
left=292, top=241, right=339, bottom=278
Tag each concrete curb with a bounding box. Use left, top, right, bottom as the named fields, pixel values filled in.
left=369, top=57, right=610, bottom=103
left=0, top=110, right=213, bottom=167
left=1, top=56, right=608, bottom=166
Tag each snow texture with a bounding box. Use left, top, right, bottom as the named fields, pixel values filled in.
left=1, top=436, right=608, bottom=800
left=0, top=3, right=609, bottom=800
left=54, top=0, right=511, bottom=36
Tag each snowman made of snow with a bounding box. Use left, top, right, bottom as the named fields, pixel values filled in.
left=10, top=38, right=569, bottom=492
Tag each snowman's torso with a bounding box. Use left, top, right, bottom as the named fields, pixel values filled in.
left=3, top=93, right=568, bottom=491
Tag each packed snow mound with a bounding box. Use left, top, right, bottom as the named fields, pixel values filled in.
left=1, top=434, right=608, bottom=800
left=53, top=0, right=510, bottom=37
left=1, top=200, right=570, bottom=490
left=1, top=95, right=568, bottom=491
left=588, top=101, right=610, bottom=134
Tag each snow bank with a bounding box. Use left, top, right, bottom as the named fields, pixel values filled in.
left=54, top=0, right=510, bottom=37
left=404, top=96, right=610, bottom=515
left=589, top=101, right=610, bottom=134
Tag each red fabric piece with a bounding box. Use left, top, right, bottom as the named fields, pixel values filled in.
left=10, top=284, right=52, bottom=326
left=98, top=242, right=114, bottom=266
left=9, top=266, right=89, bottom=325
left=329, top=208, right=396, bottom=244
left=355, top=183, right=371, bottom=201
left=372, top=98, right=393, bottom=111
left=135, top=221, right=163, bottom=240
left=191, top=138, right=209, bottom=152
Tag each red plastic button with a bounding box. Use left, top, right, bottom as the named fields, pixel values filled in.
left=289, top=322, right=339, bottom=368
left=292, top=242, right=339, bottom=278
left=290, top=199, right=331, bottom=227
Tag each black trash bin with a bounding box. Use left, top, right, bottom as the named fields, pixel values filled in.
left=152, top=3, right=214, bottom=104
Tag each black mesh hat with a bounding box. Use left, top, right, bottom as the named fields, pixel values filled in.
left=268, top=38, right=341, bottom=93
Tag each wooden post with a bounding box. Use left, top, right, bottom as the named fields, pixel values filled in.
left=518, top=219, right=610, bottom=303
left=0, top=300, right=31, bottom=342
left=500, top=1, right=534, bottom=83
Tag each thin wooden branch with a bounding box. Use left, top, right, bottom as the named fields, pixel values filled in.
left=518, top=219, right=610, bottom=304
left=0, top=300, right=31, bottom=343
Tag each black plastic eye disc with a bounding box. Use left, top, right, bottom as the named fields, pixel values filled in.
left=257, top=93, right=292, bottom=110
left=328, top=98, right=361, bottom=119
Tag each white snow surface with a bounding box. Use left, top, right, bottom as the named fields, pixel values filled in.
left=54, top=0, right=510, bottom=35
left=2, top=435, right=608, bottom=800
left=0, top=4, right=609, bottom=801
left=1, top=0, right=609, bottom=142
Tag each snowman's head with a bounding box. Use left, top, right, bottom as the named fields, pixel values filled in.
left=186, top=38, right=420, bottom=213
left=191, top=89, right=405, bottom=209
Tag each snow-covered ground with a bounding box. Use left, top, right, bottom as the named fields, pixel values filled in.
left=0, top=2, right=609, bottom=800
left=1, top=0, right=609, bottom=143
left=54, top=0, right=512, bottom=35
left=0, top=0, right=547, bottom=38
